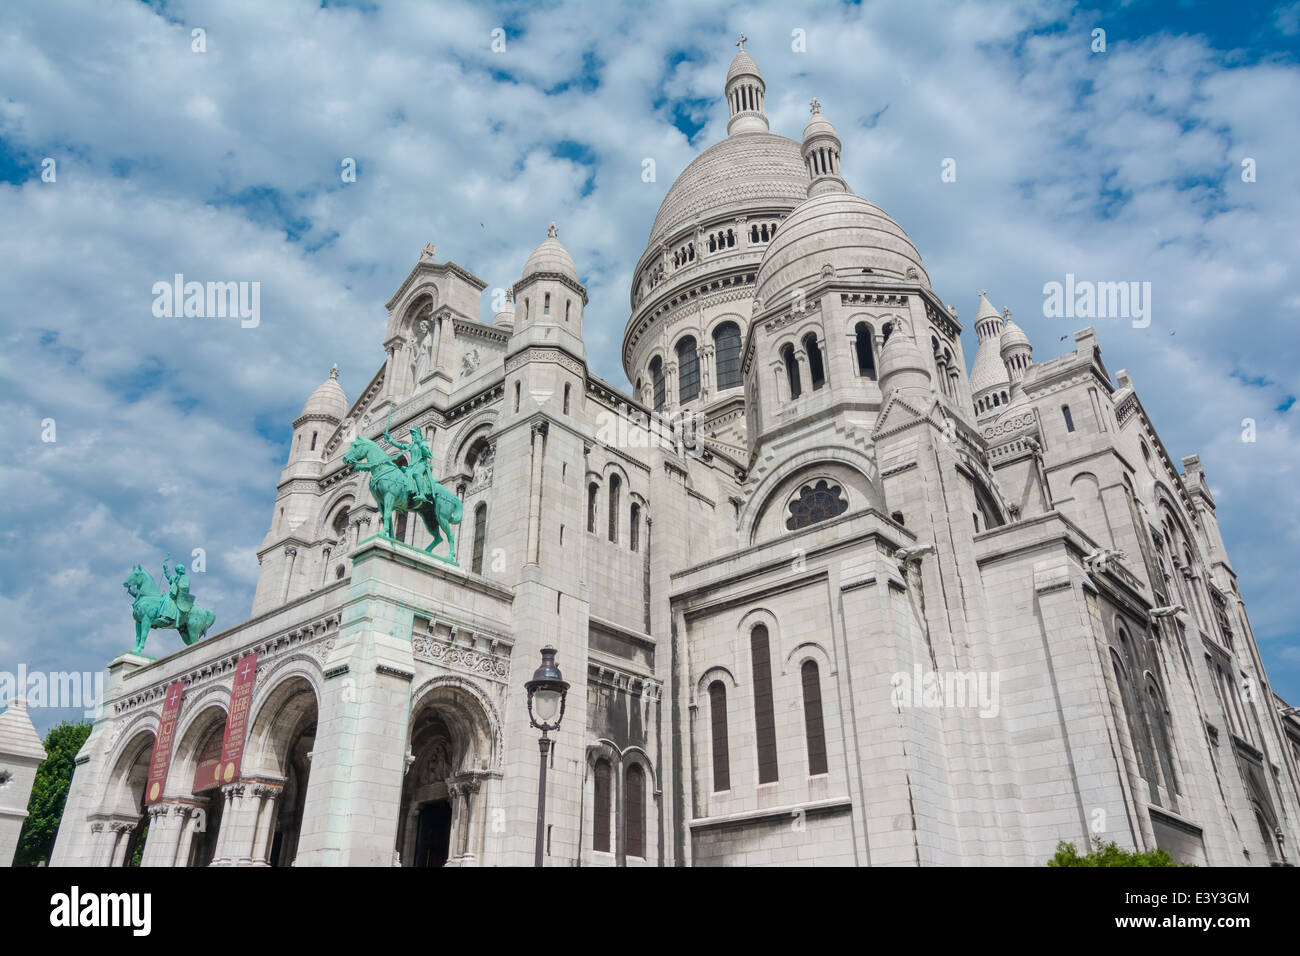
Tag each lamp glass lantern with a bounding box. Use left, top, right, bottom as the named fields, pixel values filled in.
left=526, top=645, right=569, bottom=733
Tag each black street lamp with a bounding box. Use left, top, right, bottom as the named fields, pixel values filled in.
left=524, top=645, right=569, bottom=867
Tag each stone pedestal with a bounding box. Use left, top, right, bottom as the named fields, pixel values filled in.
left=294, top=537, right=422, bottom=866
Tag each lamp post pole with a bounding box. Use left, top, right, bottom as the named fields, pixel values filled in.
left=535, top=732, right=550, bottom=868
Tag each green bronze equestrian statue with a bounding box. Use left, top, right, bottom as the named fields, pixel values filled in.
left=342, top=426, right=463, bottom=563
left=122, top=553, right=216, bottom=654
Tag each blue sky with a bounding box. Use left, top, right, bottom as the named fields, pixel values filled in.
left=1, top=0, right=1299, bottom=734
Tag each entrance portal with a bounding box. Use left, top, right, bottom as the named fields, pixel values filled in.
left=413, top=800, right=452, bottom=867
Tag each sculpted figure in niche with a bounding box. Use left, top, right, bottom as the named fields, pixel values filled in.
left=411, top=319, right=434, bottom=387
left=424, top=738, right=453, bottom=783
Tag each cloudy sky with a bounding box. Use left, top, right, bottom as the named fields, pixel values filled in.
left=1, top=0, right=1298, bottom=733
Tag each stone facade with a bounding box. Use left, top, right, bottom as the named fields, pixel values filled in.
left=50, top=45, right=1300, bottom=867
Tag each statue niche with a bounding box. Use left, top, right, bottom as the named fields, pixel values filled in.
left=401, top=293, right=437, bottom=392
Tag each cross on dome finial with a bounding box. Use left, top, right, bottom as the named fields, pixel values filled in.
left=736, top=33, right=746, bottom=51
left=978, top=289, right=987, bottom=297
left=810, top=97, right=821, bottom=115
left=547, top=222, right=557, bottom=239
left=329, top=364, right=339, bottom=380
left=1003, top=307, right=1011, bottom=318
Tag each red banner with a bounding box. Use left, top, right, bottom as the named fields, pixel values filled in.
left=146, top=680, right=185, bottom=805
left=218, top=652, right=258, bottom=786
left=192, top=721, right=226, bottom=793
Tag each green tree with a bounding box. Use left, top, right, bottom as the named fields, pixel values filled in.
left=1048, top=837, right=1185, bottom=867
left=14, top=720, right=92, bottom=866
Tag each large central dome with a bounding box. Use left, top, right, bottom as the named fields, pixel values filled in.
left=646, top=132, right=807, bottom=246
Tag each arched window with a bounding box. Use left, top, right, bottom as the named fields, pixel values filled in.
left=331, top=505, right=350, bottom=542
left=593, top=758, right=611, bottom=853
left=708, top=680, right=730, bottom=791
left=335, top=564, right=346, bottom=580
left=750, top=224, right=759, bottom=243
left=543, top=292, right=550, bottom=316
left=751, top=624, right=778, bottom=784
left=587, top=482, right=599, bottom=534
left=608, top=474, right=621, bottom=543
left=854, top=323, right=875, bottom=379
left=782, top=344, right=801, bottom=399
left=630, top=502, right=640, bottom=552
left=565, top=300, right=571, bottom=322
left=973, top=480, right=1005, bottom=530
left=801, top=660, right=828, bottom=775
left=881, top=322, right=893, bottom=343
left=514, top=381, right=520, bottom=413
left=804, top=333, right=825, bottom=390
left=726, top=229, right=734, bottom=248
left=471, top=503, right=487, bottom=574
left=625, top=764, right=645, bottom=859
left=713, top=322, right=742, bottom=390
left=786, top=479, right=849, bottom=530
left=1146, top=679, right=1179, bottom=795
left=310, top=431, right=318, bottom=451
left=650, top=356, right=665, bottom=411
left=563, top=384, right=571, bottom=415
left=1062, top=404, right=1075, bottom=432
left=676, top=336, right=699, bottom=403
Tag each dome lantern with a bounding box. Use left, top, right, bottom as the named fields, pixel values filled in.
left=802, top=98, right=848, bottom=197
left=725, top=34, right=770, bottom=136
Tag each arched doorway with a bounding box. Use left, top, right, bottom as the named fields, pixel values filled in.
left=98, top=729, right=154, bottom=867
left=243, top=675, right=319, bottom=866
left=397, top=682, right=498, bottom=867
left=164, top=704, right=229, bottom=866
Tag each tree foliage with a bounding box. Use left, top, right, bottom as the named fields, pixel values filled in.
left=14, top=720, right=92, bottom=867
left=1049, top=837, right=1185, bottom=867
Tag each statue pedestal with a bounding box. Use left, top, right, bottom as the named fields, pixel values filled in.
left=354, top=533, right=463, bottom=570
left=109, top=651, right=155, bottom=669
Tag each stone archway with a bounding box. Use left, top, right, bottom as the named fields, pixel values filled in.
left=397, top=681, right=499, bottom=867
left=96, top=729, right=154, bottom=867
left=241, top=674, right=318, bottom=866
left=144, top=704, right=228, bottom=867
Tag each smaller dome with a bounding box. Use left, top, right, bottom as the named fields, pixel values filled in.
left=877, top=327, right=931, bottom=392
left=803, top=108, right=838, bottom=142
left=302, top=365, right=347, bottom=421
left=975, top=291, right=1001, bottom=325
left=1000, top=318, right=1030, bottom=352
left=756, top=192, right=930, bottom=303
left=727, top=49, right=762, bottom=85
left=494, top=290, right=516, bottom=329
left=522, top=222, right=578, bottom=283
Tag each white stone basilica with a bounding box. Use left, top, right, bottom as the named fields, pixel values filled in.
left=50, top=42, right=1300, bottom=867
